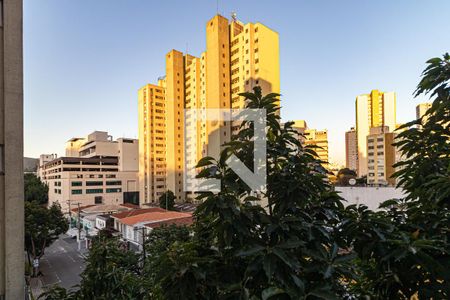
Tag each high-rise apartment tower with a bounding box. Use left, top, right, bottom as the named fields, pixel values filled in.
left=355, top=90, right=396, bottom=176
left=138, top=14, right=280, bottom=204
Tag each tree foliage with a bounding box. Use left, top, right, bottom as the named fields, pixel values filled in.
left=151, top=87, right=353, bottom=299
left=42, top=53, right=450, bottom=299
left=336, top=168, right=357, bottom=186
left=343, top=53, right=450, bottom=299
left=158, top=190, right=176, bottom=211
left=41, top=225, right=192, bottom=300
left=25, top=201, right=68, bottom=276
left=24, top=173, right=48, bottom=204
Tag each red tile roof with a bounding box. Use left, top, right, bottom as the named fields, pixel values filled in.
left=71, top=205, right=96, bottom=213
left=119, top=211, right=192, bottom=226
left=120, top=203, right=140, bottom=209
left=111, top=207, right=166, bottom=220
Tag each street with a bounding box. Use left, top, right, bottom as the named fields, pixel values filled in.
left=31, top=235, right=86, bottom=297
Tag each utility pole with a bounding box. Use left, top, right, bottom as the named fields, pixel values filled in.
left=141, top=227, right=146, bottom=264
left=77, top=202, right=82, bottom=251
left=66, top=199, right=72, bottom=229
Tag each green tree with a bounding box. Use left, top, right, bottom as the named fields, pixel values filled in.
left=40, top=235, right=144, bottom=299
left=41, top=225, right=191, bottom=300
left=39, top=54, right=450, bottom=299
left=142, top=225, right=192, bottom=298
left=344, top=53, right=450, bottom=298
left=24, top=173, right=48, bottom=204
left=25, top=201, right=68, bottom=277
left=336, top=168, right=357, bottom=186
left=158, top=190, right=176, bottom=210
left=152, top=87, right=352, bottom=299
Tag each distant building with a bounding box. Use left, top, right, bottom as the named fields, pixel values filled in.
left=38, top=154, right=57, bottom=178
left=416, top=102, right=432, bottom=119
left=39, top=131, right=139, bottom=212
left=416, top=102, right=432, bottom=126
left=366, top=126, right=396, bottom=186
left=345, top=127, right=358, bottom=172
left=304, top=129, right=329, bottom=166
left=291, top=120, right=329, bottom=167
left=356, top=90, right=396, bottom=177
left=291, top=120, right=308, bottom=142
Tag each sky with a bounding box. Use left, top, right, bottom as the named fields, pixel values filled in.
left=24, top=0, right=450, bottom=165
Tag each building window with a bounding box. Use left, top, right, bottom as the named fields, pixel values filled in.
left=86, top=189, right=103, bottom=194
left=106, top=180, right=122, bottom=186
left=86, top=181, right=103, bottom=186
left=71, top=189, right=82, bottom=195
left=95, top=196, right=103, bottom=204
left=71, top=181, right=82, bottom=186
left=106, top=188, right=122, bottom=193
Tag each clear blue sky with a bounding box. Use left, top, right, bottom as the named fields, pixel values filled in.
left=24, top=0, right=450, bottom=165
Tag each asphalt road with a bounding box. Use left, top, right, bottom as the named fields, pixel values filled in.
left=39, top=235, right=86, bottom=291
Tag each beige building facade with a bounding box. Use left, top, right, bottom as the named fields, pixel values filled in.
left=40, top=131, right=139, bottom=212
left=366, top=126, right=396, bottom=186
left=0, top=0, right=25, bottom=298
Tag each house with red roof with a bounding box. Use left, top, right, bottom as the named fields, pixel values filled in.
left=111, top=209, right=193, bottom=250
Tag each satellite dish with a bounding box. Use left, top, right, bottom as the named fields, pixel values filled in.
left=349, top=178, right=356, bottom=186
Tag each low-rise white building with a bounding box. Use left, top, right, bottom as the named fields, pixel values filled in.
left=40, top=131, right=139, bottom=212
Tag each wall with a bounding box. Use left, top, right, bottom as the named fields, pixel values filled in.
left=0, top=0, right=24, bottom=298
left=336, top=186, right=406, bottom=211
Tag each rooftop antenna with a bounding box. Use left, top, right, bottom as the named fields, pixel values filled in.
left=231, top=12, right=237, bottom=22
left=216, top=0, right=219, bottom=15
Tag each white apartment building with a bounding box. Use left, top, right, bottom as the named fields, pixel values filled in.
left=40, top=131, right=139, bottom=213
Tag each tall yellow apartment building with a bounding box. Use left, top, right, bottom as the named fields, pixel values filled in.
left=138, top=14, right=280, bottom=204
left=138, top=84, right=167, bottom=204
